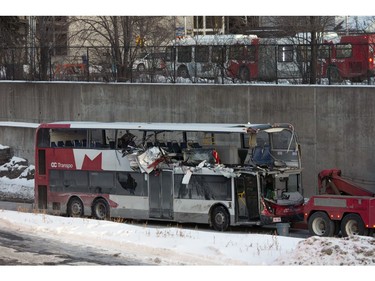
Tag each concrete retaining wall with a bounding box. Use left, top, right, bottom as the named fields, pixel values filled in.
left=1, top=81, right=375, bottom=197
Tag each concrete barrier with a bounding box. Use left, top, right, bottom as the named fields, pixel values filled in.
left=1, top=81, right=375, bottom=197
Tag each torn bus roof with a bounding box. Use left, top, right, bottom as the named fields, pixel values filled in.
left=38, top=122, right=295, bottom=134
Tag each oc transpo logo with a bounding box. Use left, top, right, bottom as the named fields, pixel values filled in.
left=50, top=162, right=74, bottom=169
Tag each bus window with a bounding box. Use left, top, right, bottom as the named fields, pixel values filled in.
left=278, top=45, right=294, bottom=62
left=174, top=174, right=231, bottom=200
left=89, top=129, right=105, bottom=148
left=116, top=172, right=148, bottom=196
left=63, top=170, right=89, bottom=193
left=212, top=46, right=225, bottom=63
left=195, top=46, right=209, bottom=62
left=271, top=130, right=296, bottom=150
left=37, top=128, right=50, bottom=148
left=50, top=170, right=89, bottom=193
left=165, top=46, right=175, bottom=62
left=89, top=171, right=115, bottom=194
left=336, top=43, right=352, bottom=58
left=178, top=46, right=192, bottom=63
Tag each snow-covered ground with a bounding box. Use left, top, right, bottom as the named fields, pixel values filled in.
left=0, top=150, right=374, bottom=279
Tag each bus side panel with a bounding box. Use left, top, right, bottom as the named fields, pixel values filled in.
left=109, top=195, right=149, bottom=220
left=173, top=199, right=216, bottom=224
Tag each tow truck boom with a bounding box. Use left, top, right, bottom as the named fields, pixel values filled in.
left=318, top=168, right=374, bottom=197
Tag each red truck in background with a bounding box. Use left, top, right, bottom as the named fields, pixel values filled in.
left=303, top=169, right=375, bottom=237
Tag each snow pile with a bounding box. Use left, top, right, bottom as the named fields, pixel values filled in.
left=0, top=155, right=34, bottom=202
left=274, top=235, right=375, bottom=265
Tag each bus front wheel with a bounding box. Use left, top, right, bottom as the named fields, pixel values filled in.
left=211, top=205, right=230, bottom=231
left=67, top=197, right=84, bottom=217
left=92, top=198, right=110, bottom=220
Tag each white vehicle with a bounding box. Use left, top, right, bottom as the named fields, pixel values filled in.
left=133, top=52, right=166, bottom=73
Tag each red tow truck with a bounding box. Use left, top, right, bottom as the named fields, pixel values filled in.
left=303, top=169, right=375, bottom=237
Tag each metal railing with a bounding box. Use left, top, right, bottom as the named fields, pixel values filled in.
left=0, top=44, right=373, bottom=85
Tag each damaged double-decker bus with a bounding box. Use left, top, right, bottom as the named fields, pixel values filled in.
left=34, top=121, right=304, bottom=231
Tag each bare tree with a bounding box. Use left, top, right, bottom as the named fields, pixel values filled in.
left=265, top=16, right=335, bottom=84
left=69, top=16, right=174, bottom=81
left=0, top=17, right=27, bottom=79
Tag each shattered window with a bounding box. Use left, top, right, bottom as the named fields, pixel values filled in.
left=116, top=172, right=147, bottom=196
left=271, top=130, right=296, bottom=150
left=286, top=174, right=300, bottom=192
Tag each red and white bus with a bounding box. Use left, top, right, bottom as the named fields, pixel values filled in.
left=34, top=121, right=304, bottom=231
left=164, top=34, right=317, bottom=82
left=319, top=34, right=375, bottom=82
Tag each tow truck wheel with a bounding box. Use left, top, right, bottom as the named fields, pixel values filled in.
left=211, top=205, right=230, bottom=231
left=341, top=214, right=366, bottom=237
left=308, top=211, right=335, bottom=237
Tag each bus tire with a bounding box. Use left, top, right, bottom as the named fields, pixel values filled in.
left=341, top=213, right=366, bottom=237
left=211, top=205, right=230, bottom=231
left=308, top=211, right=335, bottom=237
left=92, top=198, right=110, bottom=220
left=177, top=65, right=189, bottom=78
left=67, top=197, right=84, bottom=217
left=238, top=66, right=250, bottom=81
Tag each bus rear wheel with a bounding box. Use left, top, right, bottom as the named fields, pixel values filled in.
left=211, top=205, right=230, bottom=231
left=92, top=198, right=110, bottom=220
left=67, top=197, right=84, bottom=217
